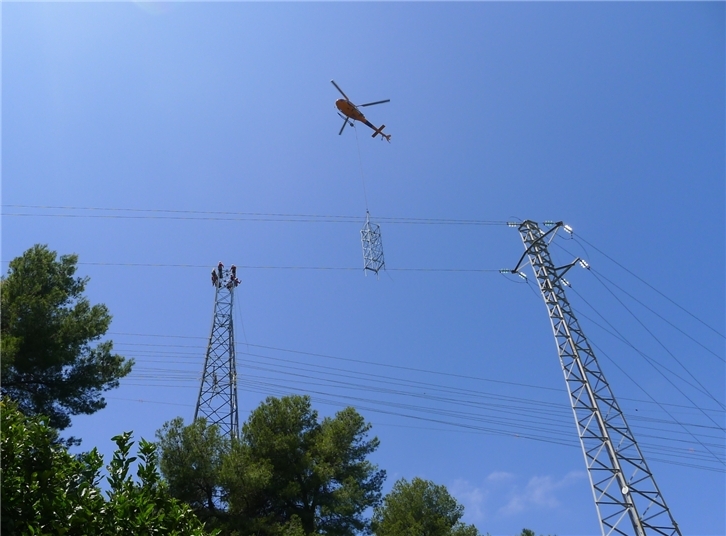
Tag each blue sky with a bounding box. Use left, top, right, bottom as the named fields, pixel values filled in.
left=2, top=2, right=724, bottom=535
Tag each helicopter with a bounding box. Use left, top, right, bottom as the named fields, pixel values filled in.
left=331, top=80, right=391, bottom=142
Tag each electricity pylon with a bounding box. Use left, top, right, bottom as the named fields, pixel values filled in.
left=194, top=262, right=240, bottom=438
left=361, top=211, right=385, bottom=276
left=512, top=220, right=681, bottom=536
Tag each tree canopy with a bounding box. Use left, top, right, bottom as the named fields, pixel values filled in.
left=156, top=416, right=231, bottom=529
left=1, top=244, right=133, bottom=432
left=157, top=395, right=386, bottom=536
left=372, top=477, right=480, bottom=536
left=1, top=396, right=214, bottom=535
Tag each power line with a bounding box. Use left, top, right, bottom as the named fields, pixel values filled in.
left=109, top=332, right=726, bottom=471
left=551, top=239, right=724, bottom=366
left=1, top=205, right=508, bottom=226
left=0, top=260, right=500, bottom=273
left=118, top=342, right=726, bottom=424
left=571, top=302, right=722, bottom=408
left=569, top=287, right=725, bottom=426
left=589, top=269, right=725, bottom=410
left=108, top=332, right=725, bottom=414
left=116, top=369, right=725, bottom=472
left=573, top=234, right=725, bottom=339
left=109, top=333, right=562, bottom=394
left=566, top=291, right=725, bottom=468
left=589, top=267, right=724, bottom=363
left=84, top=263, right=498, bottom=273
left=124, top=354, right=725, bottom=442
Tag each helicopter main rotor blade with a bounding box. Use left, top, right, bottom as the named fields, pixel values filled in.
left=330, top=80, right=350, bottom=101
left=360, top=99, right=390, bottom=107
left=338, top=115, right=348, bottom=135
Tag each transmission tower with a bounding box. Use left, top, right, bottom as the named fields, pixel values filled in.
left=361, top=211, right=385, bottom=276
left=511, top=220, right=681, bottom=536
left=195, top=262, right=240, bottom=438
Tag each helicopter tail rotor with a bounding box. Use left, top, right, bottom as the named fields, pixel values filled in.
left=371, top=124, right=391, bottom=142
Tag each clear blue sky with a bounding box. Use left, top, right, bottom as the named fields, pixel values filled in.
left=3, top=2, right=724, bottom=535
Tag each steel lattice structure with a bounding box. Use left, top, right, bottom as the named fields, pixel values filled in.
left=194, top=264, right=239, bottom=438
left=515, top=220, right=681, bottom=536
left=361, top=211, right=385, bottom=276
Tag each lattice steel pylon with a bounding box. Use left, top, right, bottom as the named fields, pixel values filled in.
left=361, top=211, right=385, bottom=276
left=513, top=220, right=680, bottom=536
left=194, top=262, right=240, bottom=438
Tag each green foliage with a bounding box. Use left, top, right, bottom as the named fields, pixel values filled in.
left=156, top=417, right=231, bottom=529
left=237, top=396, right=386, bottom=536
left=1, top=396, right=215, bottom=535
left=372, top=477, right=480, bottom=536
left=1, top=396, right=104, bottom=534
left=101, top=431, right=216, bottom=534
left=157, top=395, right=386, bottom=536
left=1, top=244, right=133, bottom=432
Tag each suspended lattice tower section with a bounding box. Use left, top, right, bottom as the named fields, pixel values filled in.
left=361, top=211, right=385, bottom=276
left=195, top=262, right=241, bottom=438
left=514, top=220, right=680, bottom=536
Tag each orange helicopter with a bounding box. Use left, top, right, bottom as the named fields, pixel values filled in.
left=331, top=80, right=391, bottom=142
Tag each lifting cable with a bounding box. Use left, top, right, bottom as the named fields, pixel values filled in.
left=353, top=125, right=369, bottom=212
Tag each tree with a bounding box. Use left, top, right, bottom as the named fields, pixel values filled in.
left=0, top=396, right=215, bottom=535
left=1, top=244, right=133, bottom=433
left=103, top=431, right=217, bottom=535
left=371, top=478, right=480, bottom=536
left=1, top=396, right=103, bottom=534
left=156, top=417, right=231, bottom=530
left=157, top=395, right=386, bottom=536
left=236, top=395, right=386, bottom=536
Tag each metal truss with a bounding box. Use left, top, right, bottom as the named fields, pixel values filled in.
left=194, top=266, right=239, bottom=438
left=361, top=211, right=385, bottom=276
left=515, top=220, right=681, bottom=536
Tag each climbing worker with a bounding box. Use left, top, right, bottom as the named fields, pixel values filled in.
left=218, top=261, right=224, bottom=279
left=211, top=270, right=218, bottom=287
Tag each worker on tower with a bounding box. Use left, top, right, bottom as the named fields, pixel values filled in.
left=211, top=269, right=218, bottom=287
left=230, top=264, right=240, bottom=286
left=218, top=261, right=224, bottom=280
